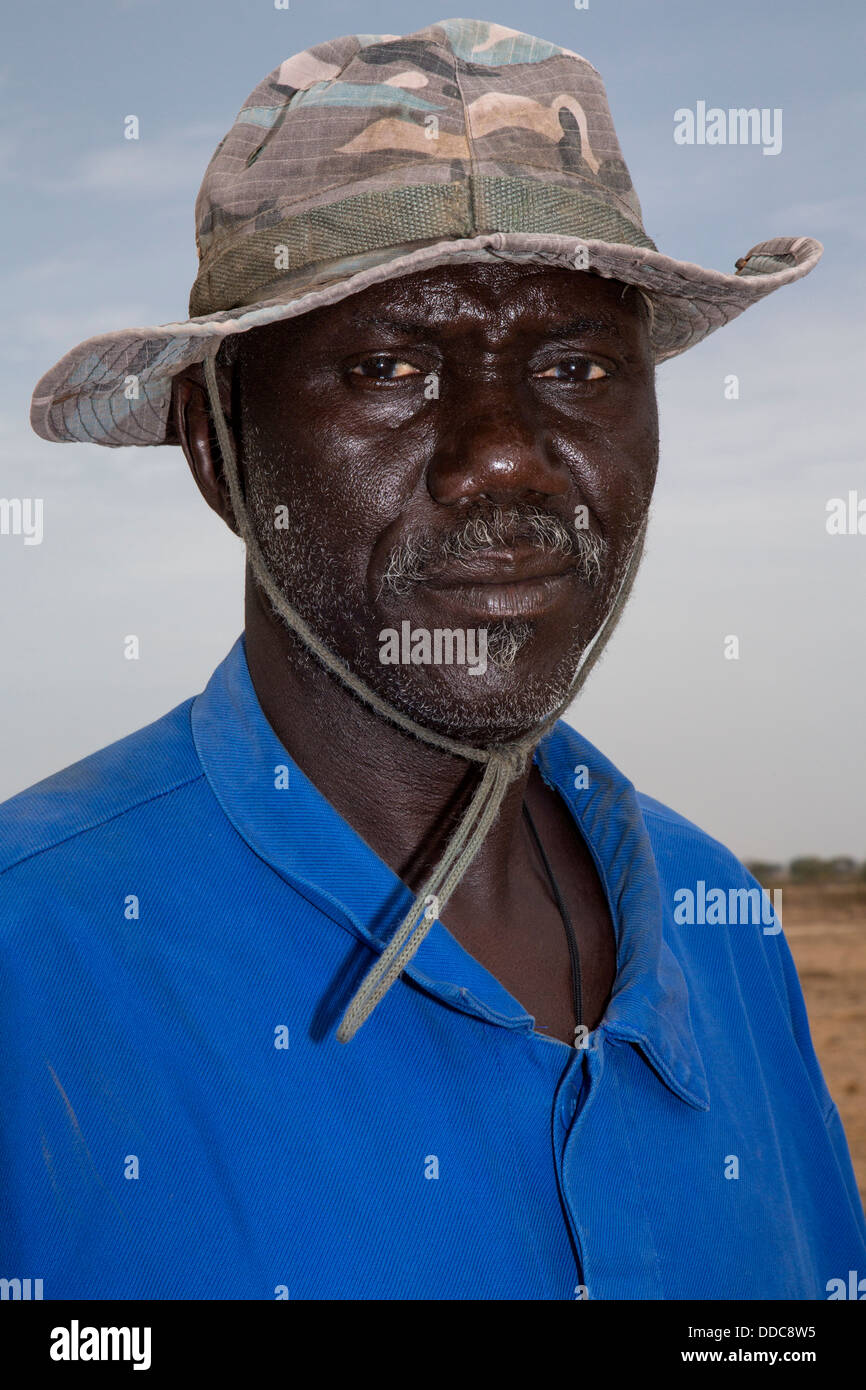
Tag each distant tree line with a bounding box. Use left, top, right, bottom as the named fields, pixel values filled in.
left=745, top=857, right=866, bottom=887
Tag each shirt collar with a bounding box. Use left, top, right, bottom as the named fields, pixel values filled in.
left=534, top=730, right=709, bottom=1110
left=191, top=635, right=709, bottom=1110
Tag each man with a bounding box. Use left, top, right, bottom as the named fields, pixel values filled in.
left=5, top=19, right=865, bottom=1299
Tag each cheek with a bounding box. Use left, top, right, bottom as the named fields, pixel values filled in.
left=249, top=416, right=433, bottom=610
left=608, top=415, right=659, bottom=516
left=289, top=407, right=434, bottom=546
left=553, top=393, right=658, bottom=528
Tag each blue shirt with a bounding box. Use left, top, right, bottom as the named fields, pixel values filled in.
left=1, top=635, right=864, bottom=1300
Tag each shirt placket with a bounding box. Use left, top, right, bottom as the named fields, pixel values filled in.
left=554, top=1030, right=665, bottom=1300
left=551, top=1037, right=593, bottom=1296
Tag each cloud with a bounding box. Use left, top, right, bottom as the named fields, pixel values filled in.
left=770, top=194, right=866, bottom=241
left=33, top=122, right=223, bottom=199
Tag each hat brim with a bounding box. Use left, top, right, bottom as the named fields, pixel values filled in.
left=30, top=230, right=822, bottom=448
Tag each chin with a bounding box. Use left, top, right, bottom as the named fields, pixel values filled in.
left=357, top=642, right=586, bottom=746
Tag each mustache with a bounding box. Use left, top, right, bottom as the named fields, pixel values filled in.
left=379, top=505, right=608, bottom=597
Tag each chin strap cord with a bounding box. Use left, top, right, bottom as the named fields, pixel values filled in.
left=203, top=346, right=647, bottom=1042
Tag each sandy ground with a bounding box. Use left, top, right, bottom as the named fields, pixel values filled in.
left=781, top=884, right=866, bottom=1208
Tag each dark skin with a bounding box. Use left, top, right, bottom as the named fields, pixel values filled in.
left=172, top=263, right=659, bottom=1045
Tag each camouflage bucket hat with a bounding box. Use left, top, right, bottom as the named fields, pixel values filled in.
left=30, top=16, right=822, bottom=448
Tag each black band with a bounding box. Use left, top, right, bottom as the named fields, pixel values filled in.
left=522, top=801, right=583, bottom=1037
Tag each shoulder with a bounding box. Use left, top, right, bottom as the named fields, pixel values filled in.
left=636, top=789, right=750, bottom=878
left=545, top=720, right=752, bottom=882
left=0, top=698, right=205, bottom=880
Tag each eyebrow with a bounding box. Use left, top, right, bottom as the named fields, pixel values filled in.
left=544, top=315, right=624, bottom=341
left=349, top=313, right=625, bottom=340
left=350, top=314, right=444, bottom=338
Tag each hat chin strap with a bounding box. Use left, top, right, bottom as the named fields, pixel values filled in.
left=203, top=348, right=647, bottom=1042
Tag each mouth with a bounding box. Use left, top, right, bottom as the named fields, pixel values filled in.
left=423, top=549, right=580, bottom=619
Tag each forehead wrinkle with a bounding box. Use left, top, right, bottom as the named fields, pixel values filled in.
left=346, top=272, right=639, bottom=349
left=346, top=310, right=623, bottom=339
left=349, top=270, right=537, bottom=340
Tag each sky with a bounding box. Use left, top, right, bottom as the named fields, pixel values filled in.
left=1, top=0, right=864, bottom=862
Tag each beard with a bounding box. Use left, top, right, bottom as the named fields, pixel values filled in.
left=240, top=428, right=639, bottom=744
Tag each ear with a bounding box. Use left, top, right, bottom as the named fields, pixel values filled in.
left=171, top=362, right=241, bottom=537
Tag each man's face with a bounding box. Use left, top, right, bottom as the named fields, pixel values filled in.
left=228, top=262, right=658, bottom=743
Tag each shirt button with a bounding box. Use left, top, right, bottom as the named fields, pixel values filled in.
left=559, top=1082, right=581, bottom=1130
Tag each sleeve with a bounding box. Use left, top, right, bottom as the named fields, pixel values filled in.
left=769, top=914, right=866, bottom=1242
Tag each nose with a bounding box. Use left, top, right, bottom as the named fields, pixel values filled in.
left=426, top=381, right=570, bottom=507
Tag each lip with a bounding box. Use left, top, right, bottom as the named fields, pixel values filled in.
left=424, top=565, right=579, bottom=619
left=426, top=546, right=577, bottom=587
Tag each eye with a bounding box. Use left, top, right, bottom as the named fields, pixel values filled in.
left=534, top=358, right=609, bottom=382
left=348, top=355, right=422, bottom=382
